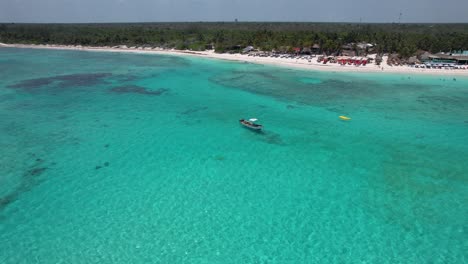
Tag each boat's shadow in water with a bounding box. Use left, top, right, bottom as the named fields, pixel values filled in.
left=243, top=127, right=284, bottom=146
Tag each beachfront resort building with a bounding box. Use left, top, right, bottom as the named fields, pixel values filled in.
left=419, top=51, right=468, bottom=66
left=451, top=50, right=468, bottom=56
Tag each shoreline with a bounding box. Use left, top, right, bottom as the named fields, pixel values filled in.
left=2, top=43, right=468, bottom=77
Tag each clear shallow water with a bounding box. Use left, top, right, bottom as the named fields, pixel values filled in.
left=0, top=47, right=467, bottom=263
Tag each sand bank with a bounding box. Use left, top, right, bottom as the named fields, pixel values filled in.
left=2, top=43, right=468, bottom=77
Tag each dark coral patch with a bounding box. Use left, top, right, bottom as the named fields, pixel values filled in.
left=0, top=193, right=15, bottom=209
left=0, top=166, right=48, bottom=211
left=113, top=74, right=140, bottom=82
left=54, top=73, right=111, bottom=87
left=95, top=162, right=109, bottom=170
left=180, top=106, right=208, bottom=115
left=26, top=167, right=47, bottom=178
left=9, top=78, right=54, bottom=89
left=110, top=85, right=168, bottom=96
left=8, top=73, right=112, bottom=91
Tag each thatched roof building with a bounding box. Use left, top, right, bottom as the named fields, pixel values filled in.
left=311, top=44, right=321, bottom=54
left=387, top=53, right=401, bottom=65
left=407, top=56, right=420, bottom=64
left=242, top=46, right=255, bottom=53
left=418, top=51, right=433, bottom=61
left=301, top=47, right=312, bottom=54
left=341, top=50, right=356, bottom=57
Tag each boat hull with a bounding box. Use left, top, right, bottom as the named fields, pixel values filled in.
left=239, top=119, right=263, bottom=130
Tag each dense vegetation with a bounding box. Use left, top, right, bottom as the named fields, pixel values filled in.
left=1, top=22, right=468, bottom=57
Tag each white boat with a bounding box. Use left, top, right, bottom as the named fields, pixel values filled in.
left=239, top=118, right=263, bottom=130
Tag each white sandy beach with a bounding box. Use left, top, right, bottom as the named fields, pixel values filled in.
left=2, top=43, right=468, bottom=77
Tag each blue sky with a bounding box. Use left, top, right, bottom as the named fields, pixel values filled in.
left=1, top=0, right=468, bottom=23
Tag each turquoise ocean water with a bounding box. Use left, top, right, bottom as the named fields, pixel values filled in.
left=0, top=47, right=467, bottom=263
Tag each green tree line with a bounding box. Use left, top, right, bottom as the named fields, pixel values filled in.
left=1, top=23, right=467, bottom=57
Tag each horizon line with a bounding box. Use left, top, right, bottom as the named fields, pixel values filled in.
left=2, top=21, right=468, bottom=25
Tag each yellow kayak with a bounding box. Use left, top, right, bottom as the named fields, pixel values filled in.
left=339, top=115, right=351, bottom=121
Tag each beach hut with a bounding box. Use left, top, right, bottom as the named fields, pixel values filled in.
left=387, top=53, right=400, bottom=65
left=311, top=44, right=320, bottom=54
left=301, top=47, right=312, bottom=55
left=341, top=43, right=353, bottom=50
left=242, top=46, right=255, bottom=54
left=407, top=56, right=420, bottom=65
left=418, top=51, right=433, bottom=62
left=341, top=49, right=356, bottom=57
left=357, top=42, right=374, bottom=50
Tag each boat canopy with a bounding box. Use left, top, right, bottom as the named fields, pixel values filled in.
left=249, top=118, right=258, bottom=122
